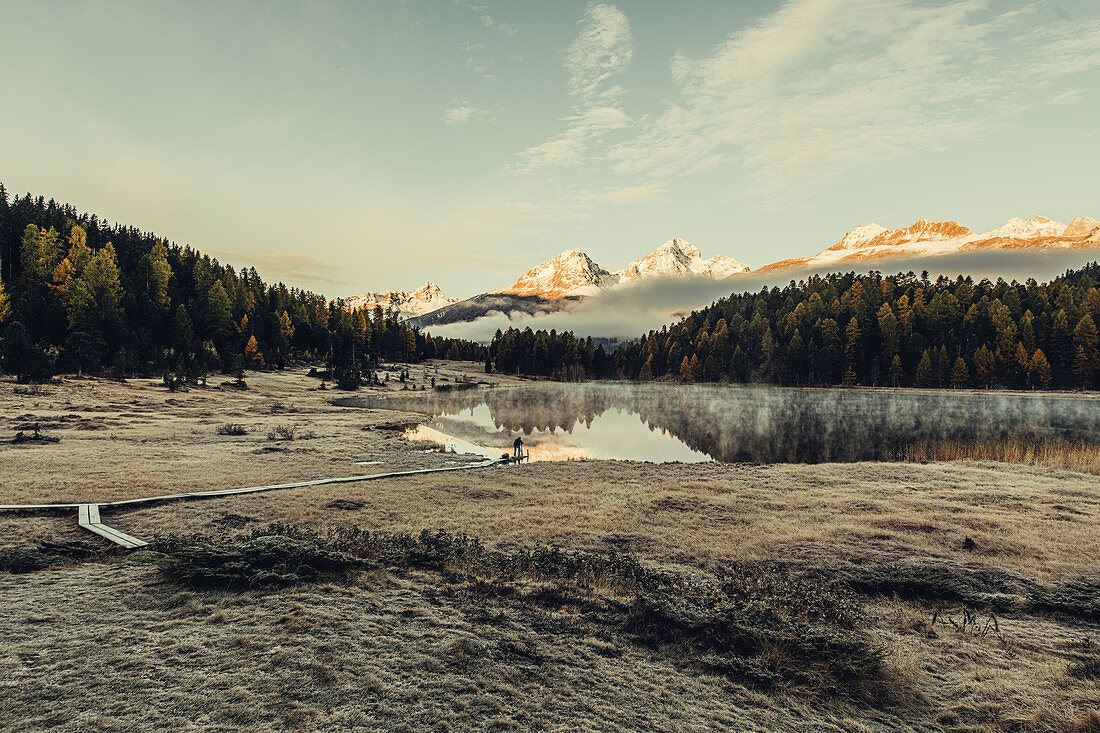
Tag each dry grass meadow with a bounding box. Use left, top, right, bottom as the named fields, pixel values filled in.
left=2, top=365, right=1099, bottom=732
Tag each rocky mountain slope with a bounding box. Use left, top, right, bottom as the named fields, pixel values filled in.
left=342, top=282, right=457, bottom=318
left=352, top=217, right=1100, bottom=323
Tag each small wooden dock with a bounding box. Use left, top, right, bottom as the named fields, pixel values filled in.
left=505, top=450, right=531, bottom=464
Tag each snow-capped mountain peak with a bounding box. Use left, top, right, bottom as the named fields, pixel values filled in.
left=985, top=215, right=1067, bottom=240
left=616, top=237, right=749, bottom=282
left=343, top=281, right=458, bottom=318
left=495, top=249, right=616, bottom=298
left=1063, top=217, right=1100, bottom=238
left=829, top=224, right=887, bottom=251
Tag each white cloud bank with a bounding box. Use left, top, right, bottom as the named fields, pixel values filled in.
left=425, top=247, right=1100, bottom=343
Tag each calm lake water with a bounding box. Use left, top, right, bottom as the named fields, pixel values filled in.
left=337, top=383, right=1100, bottom=463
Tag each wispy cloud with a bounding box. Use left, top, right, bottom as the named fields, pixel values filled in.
left=574, top=182, right=665, bottom=205
left=442, top=102, right=496, bottom=126
left=563, top=1, right=634, bottom=106
left=463, top=41, right=497, bottom=80
left=514, top=106, right=629, bottom=169
left=512, top=2, right=634, bottom=172
left=453, top=0, right=517, bottom=35
left=606, top=0, right=1100, bottom=195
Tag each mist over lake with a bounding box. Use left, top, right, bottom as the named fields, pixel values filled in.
left=338, top=383, right=1100, bottom=464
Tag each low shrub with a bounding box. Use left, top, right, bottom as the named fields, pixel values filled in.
left=159, top=534, right=362, bottom=590
left=267, top=424, right=296, bottom=441
left=0, top=539, right=107, bottom=573
left=827, top=559, right=1036, bottom=610
left=434, top=382, right=479, bottom=393
left=216, top=423, right=248, bottom=436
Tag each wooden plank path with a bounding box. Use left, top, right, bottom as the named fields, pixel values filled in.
left=78, top=504, right=148, bottom=549
left=1, top=458, right=504, bottom=549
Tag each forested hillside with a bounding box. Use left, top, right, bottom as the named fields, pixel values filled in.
left=0, top=185, right=483, bottom=384
left=488, top=266, right=1100, bottom=389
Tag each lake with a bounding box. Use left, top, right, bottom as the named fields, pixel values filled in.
left=336, top=383, right=1100, bottom=464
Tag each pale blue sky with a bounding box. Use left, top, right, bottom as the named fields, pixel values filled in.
left=2, top=0, right=1098, bottom=298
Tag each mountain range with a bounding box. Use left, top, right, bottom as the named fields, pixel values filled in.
left=344, top=216, right=1100, bottom=323
left=342, top=281, right=458, bottom=318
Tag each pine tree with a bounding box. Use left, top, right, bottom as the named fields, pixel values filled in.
left=50, top=226, right=91, bottom=302
left=203, top=281, right=233, bottom=348
left=1073, top=346, right=1092, bottom=389
left=950, top=357, right=969, bottom=388
left=244, top=335, right=265, bottom=369
left=1, top=321, right=52, bottom=382
left=64, top=241, right=122, bottom=372
left=0, top=274, right=10, bottom=327
left=20, top=225, right=64, bottom=286
left=1011, top=342, right=1030, bottom=387
left=1029, top=349, right=1052, bottom=389
left=973, top=345, right=996, bottom=388
left=138, top=240, right=173, bottom=310
left=1075, top=314, right=1099, bottom=385
left=889, top=355, right=903, bottom=387
left=915, top=350, right=934, bottom=387
left=173, top=304, right=195, bottom=354
left=844, top=316, right=861, bottom=364
left=679, top=355, right=694, bottom=383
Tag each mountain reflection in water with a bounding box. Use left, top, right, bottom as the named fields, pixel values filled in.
left=336, top=384, right=1100, bottom=464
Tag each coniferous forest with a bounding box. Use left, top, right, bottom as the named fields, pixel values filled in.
left=4, top=186, right=1098, bottom=392
left=0, top=186, right=484, bottom=385
left=488, top=265, right=1100, bottom=390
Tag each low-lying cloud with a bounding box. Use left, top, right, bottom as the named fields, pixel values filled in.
left=424, top=247, right=1100, bottom=343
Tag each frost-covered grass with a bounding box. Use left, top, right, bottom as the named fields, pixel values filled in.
left=3, top=370, right=1100, bottom=731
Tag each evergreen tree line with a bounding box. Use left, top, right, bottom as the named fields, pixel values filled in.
left=486, top=327, right=615, bottom=381
left=488, top=266, right=1100, bottom=390
left=0, top=186, right=484, bottom=384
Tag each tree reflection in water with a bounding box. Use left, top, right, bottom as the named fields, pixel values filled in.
left=337, top=385, right=1100, bottom=464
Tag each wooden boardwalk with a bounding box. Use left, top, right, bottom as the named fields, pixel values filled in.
left=78, top=504, right=147, bottom=549
left=2, top=458, right=504, bottom=549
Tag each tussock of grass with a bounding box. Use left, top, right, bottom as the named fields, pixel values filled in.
left=158, top=534, right=362, bottom=590
left=0, top=539, right=107, bottom=573
left=1068, top=658, right=1100, bottom=681
left=827, top=559, right=1038, bottom=611
left=1031, top=577, right=1100, bottom=620
left=901, top=438, right=1100, bottom=474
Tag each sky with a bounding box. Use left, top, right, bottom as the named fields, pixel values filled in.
left=2, top=0, right=1099, bottom=300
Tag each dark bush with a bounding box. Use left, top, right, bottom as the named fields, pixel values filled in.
left=0, top=539, right=107, bottom=573
left=158, top=534, right=363, bottom=590
left=828, top=560, right=1036, bottom=610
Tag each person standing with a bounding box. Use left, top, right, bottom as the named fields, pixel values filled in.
left=512, top=436, right=524, bottom=459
